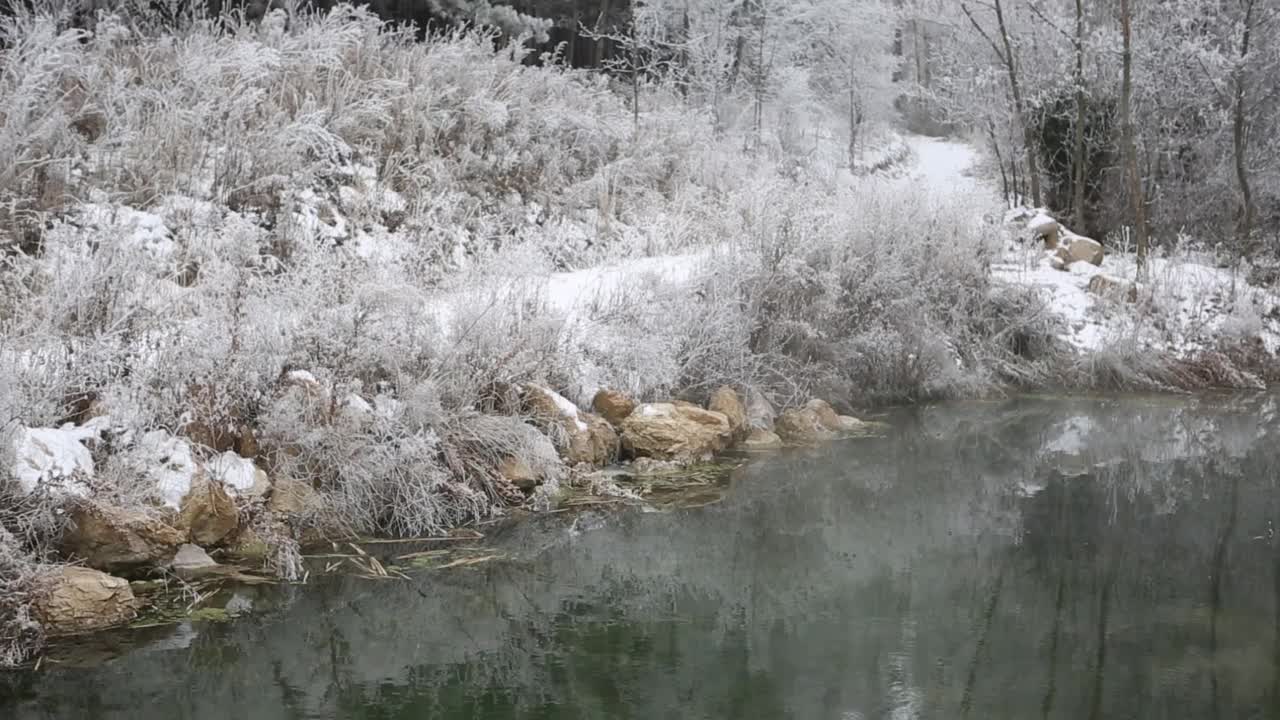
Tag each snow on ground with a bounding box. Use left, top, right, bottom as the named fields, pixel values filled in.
left=900, top=133, right=1280, bottom=357
left=901, top=135, right=983, bottom=197
left=545, top=252, right=704, bottom=320
left=992, top=229, right=1280, bottom=355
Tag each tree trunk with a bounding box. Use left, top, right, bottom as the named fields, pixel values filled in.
left=1232, top=0, right=1256, bottom=253
left=1072, top=0, right=1087, bottom=230
left=988, top=121, right=1010, bottom=206
left=1119, top=0, right=1148, bottom=270
left=594, top=0, right=612, bottom=68
left=993, top=0, right=1042, bottom=207
left=847, top=81, right=862, bottom=169
left=752, top=0, right=767, bottom=152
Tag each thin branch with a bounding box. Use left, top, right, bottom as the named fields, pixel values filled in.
left=1027, top=2, right=1072, bottom=43
left=959, top=2, right=1007, bottom=62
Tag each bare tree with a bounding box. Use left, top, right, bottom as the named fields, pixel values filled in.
left=960, top=0, right=1042, bottom=207
left=1118, top=0, right=1148, bottom=270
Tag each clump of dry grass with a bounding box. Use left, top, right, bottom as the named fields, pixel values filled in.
left=0, top=527, right=48, bottom=668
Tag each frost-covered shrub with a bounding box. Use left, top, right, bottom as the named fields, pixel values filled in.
left=256, top=379, right=563, bottom=538
left=0, top=527, right=46, bottom=668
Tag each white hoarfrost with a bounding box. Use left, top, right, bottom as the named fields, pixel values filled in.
left=9, top=424, right=97, bottom=498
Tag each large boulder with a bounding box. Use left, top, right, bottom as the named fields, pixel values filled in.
left=499, top=457, right=539, bottom=491
left=61, top=503, right=185, bottom=573
left=744, top=388, right=776, bottom=432
left=620, top=403, right=733, bottom=461
left=775, top=407, right=837, bottom=445
left=567, top=413, right=619, bottom=466
left=33, top=566, right=136, bottom=636
left=1027, top=212, right=1060, bottom=249
left=708, top=386, right=747, bottom=436
left=1063, top=235, right=1104, bottom=266
left=775, top=400, right=865, bottom=445
left=207, top=452, right=271, bottom=501
left=177, top=476, right=239, bottom=546
left=804, top=399, right=842, bottom=430
left=591, top=389, right=637, bottom=427
left=523, top=385, right=617, bottom=466
left=170, top=544, right=220, bottom=580
left=740, top=429, right=784, bottom=451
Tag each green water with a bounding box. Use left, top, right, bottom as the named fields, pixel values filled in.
left=4, top=394, right=1280, bottom=719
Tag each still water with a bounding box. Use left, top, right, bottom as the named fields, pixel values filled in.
left=4, top=394, right=1280, bottom=719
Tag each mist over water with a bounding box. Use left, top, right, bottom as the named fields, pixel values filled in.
left=4, top=394, right=1279, bottom=720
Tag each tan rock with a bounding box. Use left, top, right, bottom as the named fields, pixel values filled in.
left=740, top=429, right=784, bottom=451
left=744, top=388, right=776, bottom=431
left=171, top=543, right=219, bottom=579
left=499, top=457, right=539, bottom=491
left=708, top=386, right=747, bottom=435
left=521, top=384, right=579, bottom=427
left=620, top=403, right=732, bottom=461
left=1064, top=235, right=1104, bottom=266
left=567, top=413, right=619, bottom=466
left=775, top=407, right=837, bottom=445
left=177, top=477, right=239, bottom=546
left=62, top=502, right=185, bottom=573
left=591, top=389, right=637, bottom=426
left=33, top=566, right=137, bottom=636
left=522, top=385, right=616, bottom=466
left=804, top=399, right=843, bottom=431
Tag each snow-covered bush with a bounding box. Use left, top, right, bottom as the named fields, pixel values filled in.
left=0, top=527, right=46, bottom=668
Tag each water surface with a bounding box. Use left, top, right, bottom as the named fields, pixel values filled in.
left=4, top=394, right=1280, bottom=719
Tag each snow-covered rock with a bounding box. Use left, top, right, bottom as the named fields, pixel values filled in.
left=1027, top=211, right=1059, bottom=246
left=206, top=452, right=270, bottom=500
left=1062, top=234, right=1104, bottom=266
left=9, top=424, right=97, bottom=499
left=134, top=430, right=199, bottom=510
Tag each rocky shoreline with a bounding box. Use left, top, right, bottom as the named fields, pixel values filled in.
left=14, top=382, right=880, bottom=650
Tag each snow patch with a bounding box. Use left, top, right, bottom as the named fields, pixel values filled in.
left=81, top=203, right=174, bottom=259
left=10, top=424, right=97, bottom=498
left=136, top=430, right=198, bottom=509
left=206, top=452, right=262, bottom=497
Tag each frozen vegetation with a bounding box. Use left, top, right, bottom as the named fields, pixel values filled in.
left=0, top=0, right=1278, bottom=665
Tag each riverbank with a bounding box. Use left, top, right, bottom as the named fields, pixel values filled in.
left=4, top=393, right=1277, bottom=719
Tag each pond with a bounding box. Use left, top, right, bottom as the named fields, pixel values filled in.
left=3, top=394, right=1280, bottom=719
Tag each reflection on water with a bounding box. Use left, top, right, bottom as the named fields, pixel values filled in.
left=3, top=394, right=1280, bottom=719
